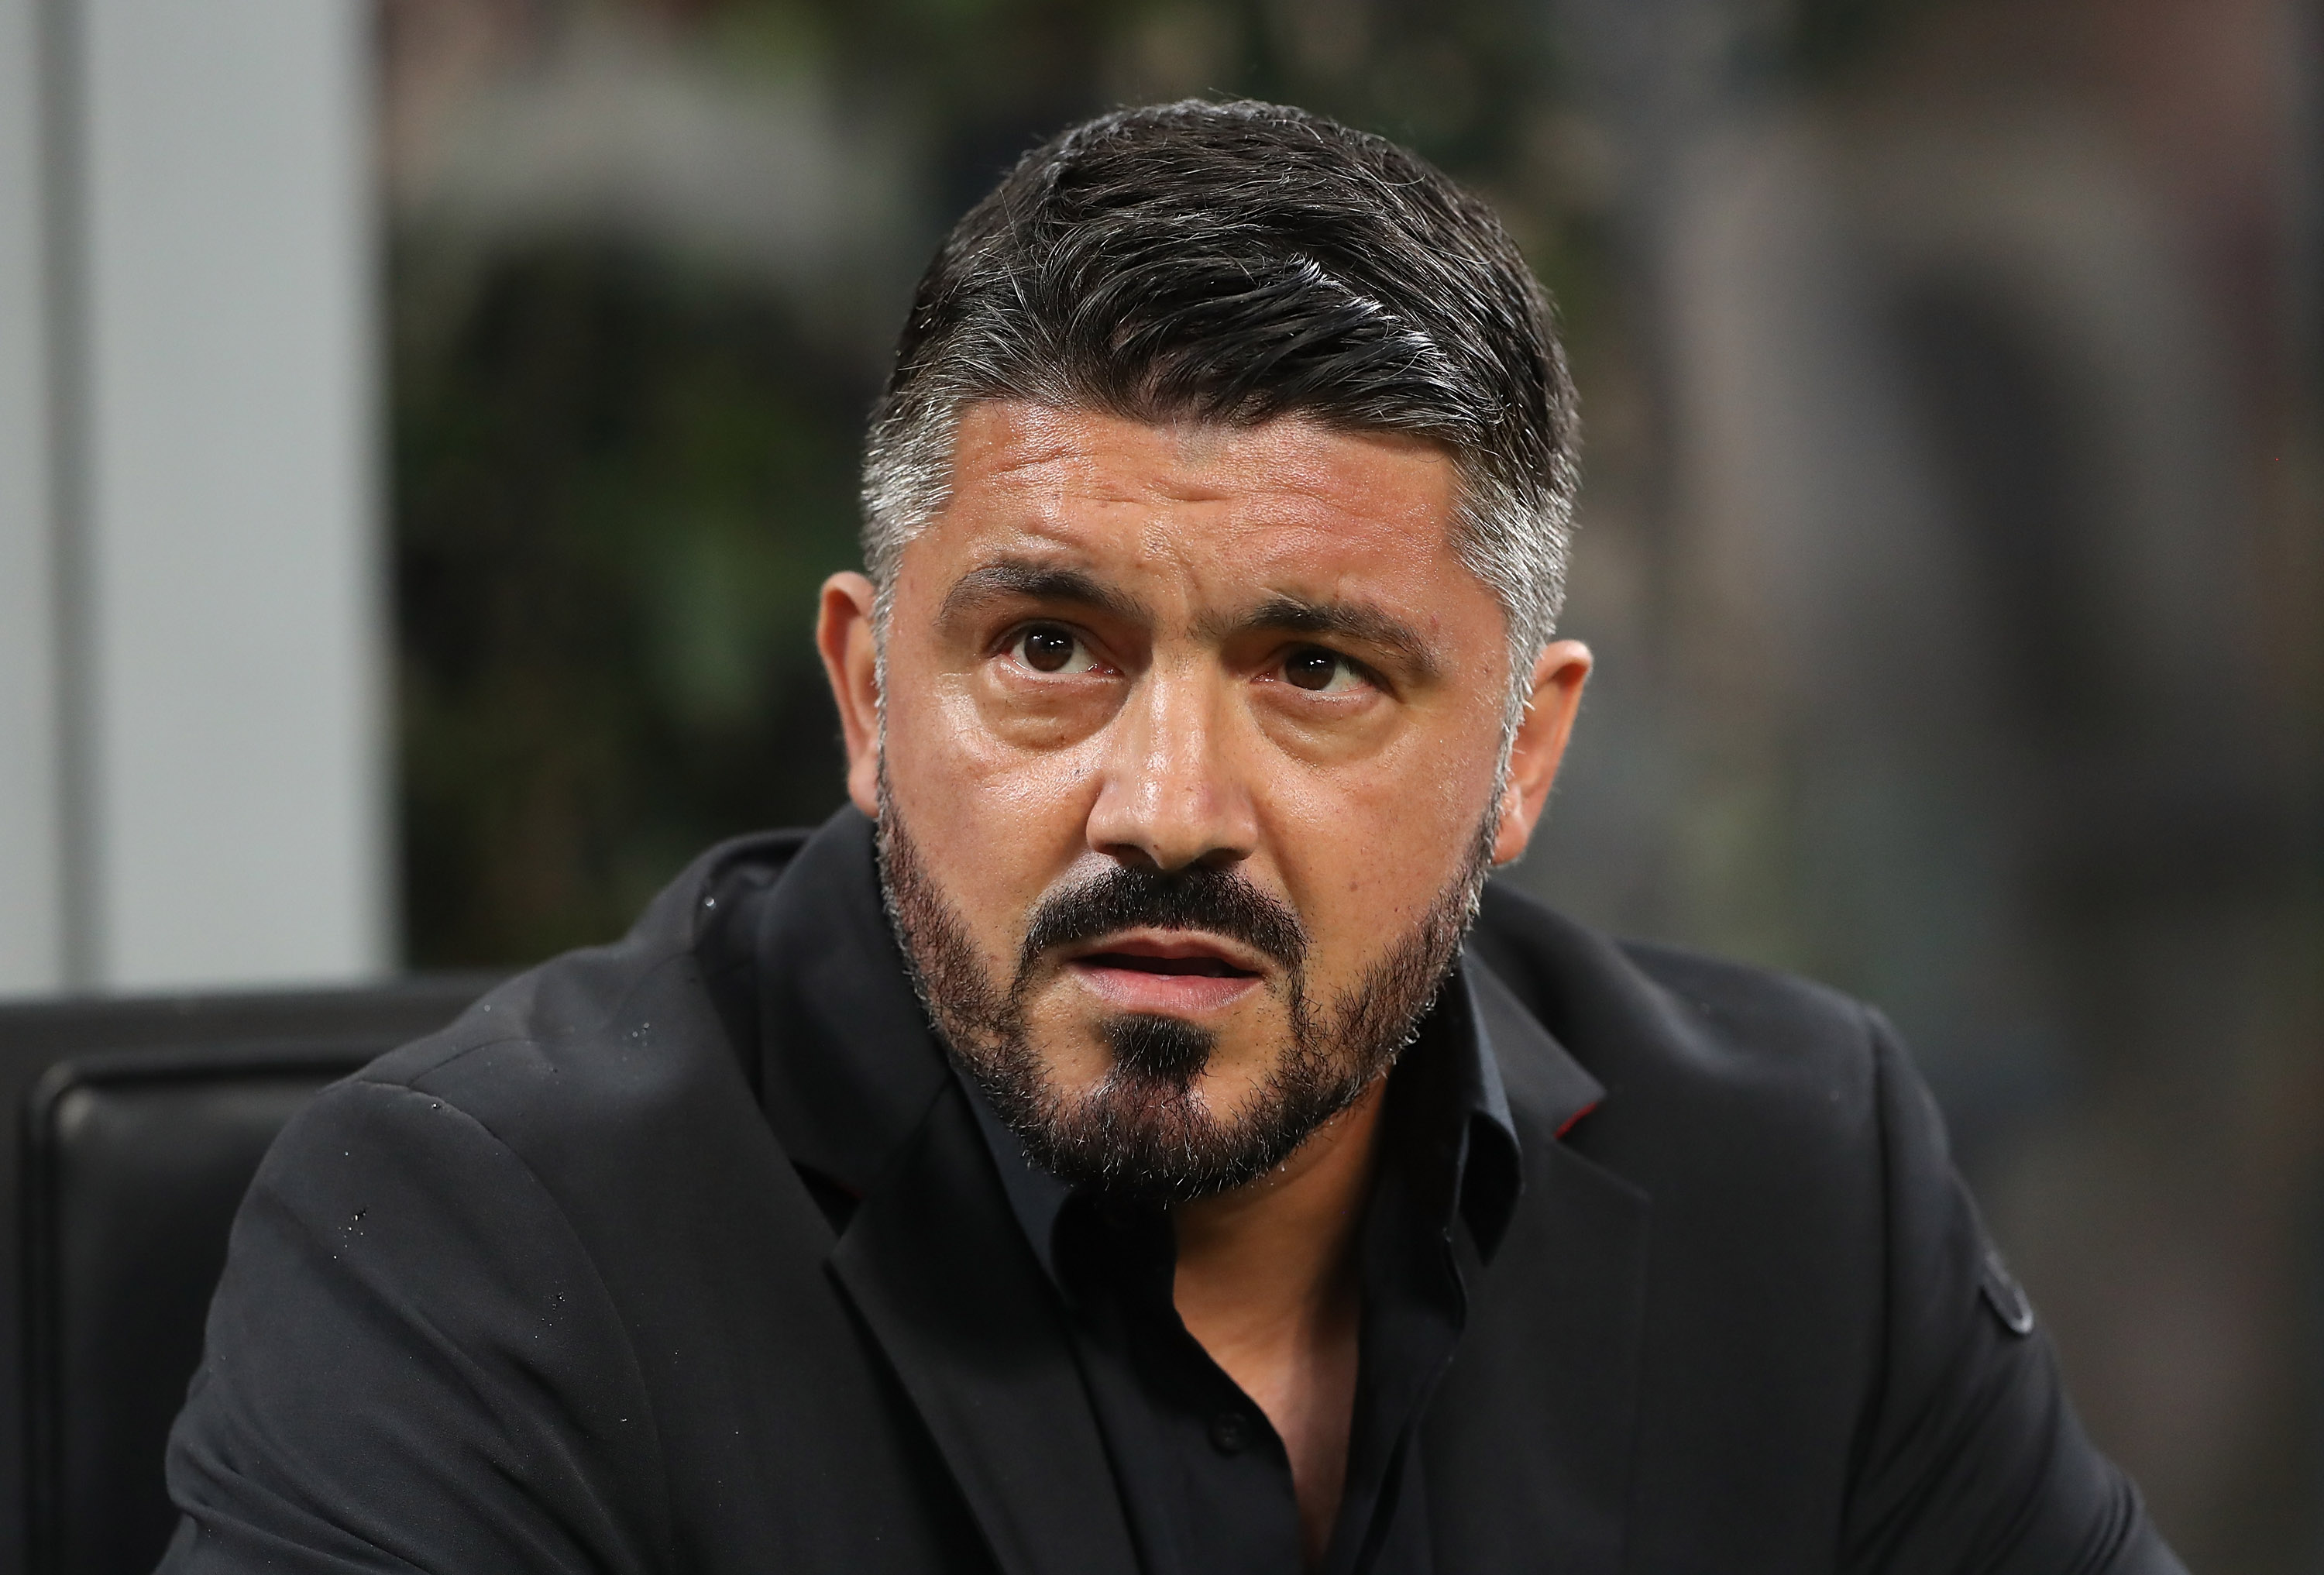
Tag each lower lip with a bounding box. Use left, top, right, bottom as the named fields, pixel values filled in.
left=1067, top=961, right=1263, bottom=1015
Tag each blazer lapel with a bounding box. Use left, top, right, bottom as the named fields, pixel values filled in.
left=829, top=1078, right=1140, bottom=1575
left=1423, top=961, right=1650, bottom=1575
left=748, top=811, right=1136, bottom=1575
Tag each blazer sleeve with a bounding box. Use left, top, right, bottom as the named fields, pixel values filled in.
left=1838, top=1012, right=2188, bottom=1575
left=156, top=1075, right=672, bottom=1574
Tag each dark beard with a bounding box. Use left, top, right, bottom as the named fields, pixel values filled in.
left=875, top=777, right=1494, bottom=1203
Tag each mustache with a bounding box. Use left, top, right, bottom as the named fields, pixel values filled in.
left=1018, top=863, right=1308, bottom=974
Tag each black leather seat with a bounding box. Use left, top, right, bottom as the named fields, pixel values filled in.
left=0, top=978, right=493, bottom=1575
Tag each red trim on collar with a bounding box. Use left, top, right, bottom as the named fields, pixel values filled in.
left=1554, top=1099, right=1600, bottom=1140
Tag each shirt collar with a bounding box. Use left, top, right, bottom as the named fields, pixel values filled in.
left=1441, top=961, right=1525, bottom=1260
left=961, top=1071, right=1078, bottom=1285
left=958, top=954, right=1529, bottom=1287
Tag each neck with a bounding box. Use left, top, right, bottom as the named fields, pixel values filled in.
left=1172, top=1078, right=1387, bottom=1568
left=1173, top=1082, right=1386, bottom=1322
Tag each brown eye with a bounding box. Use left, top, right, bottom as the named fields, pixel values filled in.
left=1284, top=648, right=1348, bottom=692
left=1019, top=627, right=1081, bottom=673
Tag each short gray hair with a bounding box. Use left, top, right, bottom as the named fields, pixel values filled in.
left=861, top=100, right=1580, bottom=720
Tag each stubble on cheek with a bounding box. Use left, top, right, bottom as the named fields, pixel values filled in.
left=875, top=759, right=1497, bottom=1202
left=875, top=779, right=1269, bottom=1106
left=874, top=775, right=1012, bottom=1054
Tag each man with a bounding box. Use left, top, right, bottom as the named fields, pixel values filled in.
left=161, top=101, right=2183, bottom=1573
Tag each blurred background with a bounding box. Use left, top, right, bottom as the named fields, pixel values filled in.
left=2, top=0, right=2318, bottom=1564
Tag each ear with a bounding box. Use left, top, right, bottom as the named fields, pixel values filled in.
left=816, top=572, right=884, bottom=818
left=1491, top=639, right=1592, bottom=865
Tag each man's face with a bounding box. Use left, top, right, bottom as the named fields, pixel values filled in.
left=820, top=402, right=1587, bottom=1198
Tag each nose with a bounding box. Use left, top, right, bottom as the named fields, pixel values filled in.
left=1084, top=658, right=1258, bottom=874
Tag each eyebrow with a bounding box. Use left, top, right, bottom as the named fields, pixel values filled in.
left=1210, top=593, right=1442, bottom=683
left=937, top=559, right=1155, bottom=627
left=939, top=560, right=1442, bottom=682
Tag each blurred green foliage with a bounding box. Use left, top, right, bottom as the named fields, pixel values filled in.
left=397, top=239, right=865, bottom=964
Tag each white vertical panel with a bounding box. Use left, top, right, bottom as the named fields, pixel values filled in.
left=79, top=0, right=387, bottom=988
left=0, top=0, right=64, bottom=994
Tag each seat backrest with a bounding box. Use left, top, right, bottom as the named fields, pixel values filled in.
left=2, top=978, right=494, bottom=1575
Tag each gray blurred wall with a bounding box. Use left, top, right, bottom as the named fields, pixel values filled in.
left=0, top=0, right=388, bottom=995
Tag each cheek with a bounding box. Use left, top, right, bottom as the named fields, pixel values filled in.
left=889, top=676, right=1104, bottom=837
left=880, top=675, right=1102, bottom=951
left=1267, top=722, right=1500, bottom=956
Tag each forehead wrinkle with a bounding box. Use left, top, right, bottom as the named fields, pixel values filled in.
left=969, top=406, right=1446, bottom=511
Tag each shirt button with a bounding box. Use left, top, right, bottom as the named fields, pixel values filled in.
left=1209, top=1411, right=1251, bottom=1455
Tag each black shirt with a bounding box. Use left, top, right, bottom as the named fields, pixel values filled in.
left=961, top=969, right=1530, bottom=1575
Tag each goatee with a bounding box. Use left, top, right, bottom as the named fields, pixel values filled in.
left=875, top=779, right=1494, bottom=1202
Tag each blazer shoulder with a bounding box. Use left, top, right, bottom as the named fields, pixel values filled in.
left=354, top=828, right=814, bottom=1178
left=1472, top=880, right=1885, bottom=1157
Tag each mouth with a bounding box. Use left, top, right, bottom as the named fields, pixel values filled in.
left=1061, top=932, right=1267, bottom=1014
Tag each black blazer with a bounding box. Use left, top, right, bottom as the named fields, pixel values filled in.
left=159, top=810, right=2182, bottom=1573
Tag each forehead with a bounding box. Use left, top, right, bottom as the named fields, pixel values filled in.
left=914, top=402, right=1473, bottom=600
